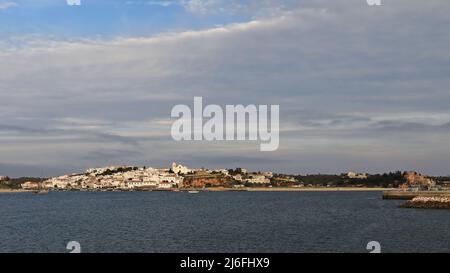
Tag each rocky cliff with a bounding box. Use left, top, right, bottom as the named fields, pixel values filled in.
left=402, top=171, right=435, bottom=189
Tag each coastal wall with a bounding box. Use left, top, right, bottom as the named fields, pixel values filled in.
left=383, top=191, right=450, bottom=200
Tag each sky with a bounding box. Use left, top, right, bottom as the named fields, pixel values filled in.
left=0, top=0, right=450, bottom=177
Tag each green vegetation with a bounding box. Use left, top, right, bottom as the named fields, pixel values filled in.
left=0, top=177, right=44, bottom=189
left=227, top=168, right=245, bottom=176
left=93, top=167, right=135, bottom=176
left=433, top=176, right=450, bottom=183
left=294, top=171, right=406, bottom=188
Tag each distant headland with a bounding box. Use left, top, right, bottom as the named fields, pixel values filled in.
left=1, top=163, right=450, bottom=193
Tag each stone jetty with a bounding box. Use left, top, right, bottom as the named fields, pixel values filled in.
left=402, top=196, right=450, bottom=209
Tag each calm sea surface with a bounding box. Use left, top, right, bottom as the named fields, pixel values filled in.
left=0, top=191, right=449, bottom=253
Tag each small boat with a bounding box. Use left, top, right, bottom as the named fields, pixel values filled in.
left=188, top=190, right=200, bottom=194
left=32, top=179, right=48, bottom=195
left=33, top=189, right=49, bottom=195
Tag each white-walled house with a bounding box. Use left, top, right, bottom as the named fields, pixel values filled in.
left=347, top=172, right=368, bottom=179
left=128, top=180, right=158, bottom=189
left=246, top=175, right=270, bottom=184
left=158, top=181, right=173, bottom=189
left=21, top=181, right=40, bottom=190
left=233, top=174, right=243, bottom=181
left=171, top=162, right=191, bottom=175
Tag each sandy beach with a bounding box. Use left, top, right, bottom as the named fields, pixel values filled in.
left=206, top=187, right=393, bottom=192
left=0, top=189, right=30, bottom=193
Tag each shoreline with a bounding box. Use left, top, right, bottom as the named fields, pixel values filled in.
left=0, top=187, right=393, bottom=193
left=211, top=187, right=393, bottom=192
left=0, top=189, right=31, bottom=193
left=83, top=187, right=394, bottom=192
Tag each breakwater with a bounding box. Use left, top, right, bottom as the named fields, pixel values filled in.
left=382, top=191, right=450, bottom=200
left=402, top=196, right=450, bottom=209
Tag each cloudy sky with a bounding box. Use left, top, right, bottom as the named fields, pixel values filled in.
left=0, top=0, right=449, bottom=177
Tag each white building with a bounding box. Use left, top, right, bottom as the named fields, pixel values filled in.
left=127, top=171, right=183, bottom=189
left=159, top=173, right=183, bottom=184
left=233, top=174, right=243, bottom=182
left=158, top=181, right=173, bottom=189
left=215, top=169, right=230, bottom=176
left=246, top=175, right=270, bottom=184
left=21, top=181, right=40, bottom=190
left=171, top=162, right=191, bottom=175
left=347, top=172, right=368, bottom=179
left=128, top=180, right=157, bottom=189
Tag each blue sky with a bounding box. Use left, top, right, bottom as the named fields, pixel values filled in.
left=0, top=0, right=250, bottom=38
left=1, top=0, right=450, bottom=177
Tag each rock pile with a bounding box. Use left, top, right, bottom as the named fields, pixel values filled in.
left=402, top=196, right=450, bottom=209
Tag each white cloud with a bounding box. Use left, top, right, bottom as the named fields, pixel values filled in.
left=0, top=1, right=17, bottom=10
left=147, top=0, right=173, bottom=6
left=1, top=0, right=450, bottom=175
left=179, top=0, right=297, bottom=17
left=125, top=0, right=296, bottom=16
left=181, top=0, right=219, bottom=14
left=125, top=0, right=174, bottom=7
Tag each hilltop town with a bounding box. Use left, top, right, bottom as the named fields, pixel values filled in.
left=18, top=163, right=275, bottom=191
